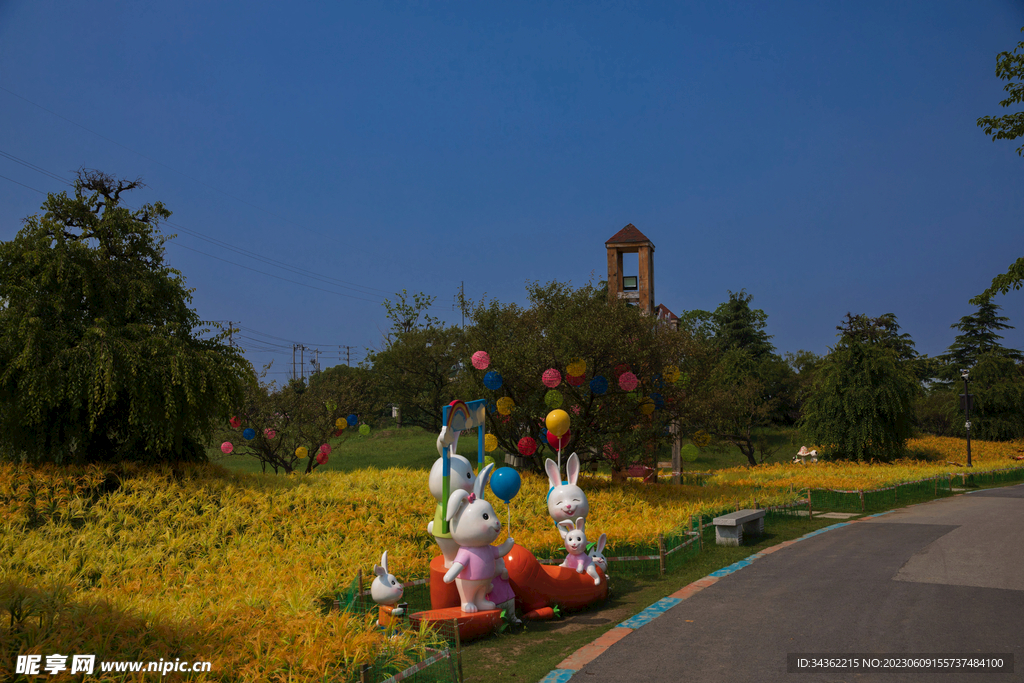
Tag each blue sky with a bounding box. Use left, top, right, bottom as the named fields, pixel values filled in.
left=2, top=1, right=1023, bottom=379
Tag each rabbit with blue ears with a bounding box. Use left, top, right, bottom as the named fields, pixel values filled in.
left=546, top=452, right=590, bottom=540
left=442, top=463, right=515, bottom=613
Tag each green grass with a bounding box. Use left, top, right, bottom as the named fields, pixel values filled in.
left=459, top=514, right=837, bottom=683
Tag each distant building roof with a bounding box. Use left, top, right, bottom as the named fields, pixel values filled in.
left=605, top=223, right=653, bottom=246
left=656, top=304, right=678, bottom=321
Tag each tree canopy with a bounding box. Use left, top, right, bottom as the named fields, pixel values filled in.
left=0, top=170, right=253, bottom=464
left=977, top=26, right=1024, bottom=157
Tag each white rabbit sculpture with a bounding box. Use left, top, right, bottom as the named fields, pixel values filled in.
left=426, top=451, right=477, bottom=568
left=442, top=463, right=515, bottom=613
left=559, top=517, right=601, bottom=585
left=587, top=533, right=608, bottom=576
left=546, top=452, right=590, bottom=540
left=370, top=551, right=405, bottom=627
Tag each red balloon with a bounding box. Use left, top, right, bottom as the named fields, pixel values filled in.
left=546, top=429, right=571, bottom=450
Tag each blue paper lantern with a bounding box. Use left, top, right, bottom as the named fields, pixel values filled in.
left=486, top=400, right=497, bottom=414
left=590, top=376, right=608, bottom=395
left=652, top=374, right=664, bottom=390
left=242, top=428, right=256, bottom=440
left=651, top=393, right=665, bottom=410
left=483, top=371, right=503, bottom=390
left=490, top=467, right=522, bottom=503
left=346, top=414, right=358, bottom=427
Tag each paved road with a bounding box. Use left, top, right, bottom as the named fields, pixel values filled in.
left=571, top=485, right=1024, bottom=682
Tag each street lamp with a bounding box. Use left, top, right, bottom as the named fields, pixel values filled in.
left=961, top=369, right=973, bottom=468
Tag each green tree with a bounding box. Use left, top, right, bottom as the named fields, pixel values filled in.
left=801, top=314, right=920, bottom=462
left=712, top=289, right=775, bottom=360
left=977, top=26, right=1024, bottom=157
left=972, top=28, right=1024, bottom=303
left=942, top=298, right=1023, bottom=371
left=456, top=280, right=706, bottom=475
left=0, top=170, right=252, bottom=464
left=366, top=290, right=465, bottom=431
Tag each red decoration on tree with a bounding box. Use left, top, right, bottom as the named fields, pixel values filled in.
left=542, top=368, right=562, bottom=388
left=517, top=436, right=537, bottom=456
left=566, top=374, right=585, bottom=387
left=619, top=372, right=639, bottom=391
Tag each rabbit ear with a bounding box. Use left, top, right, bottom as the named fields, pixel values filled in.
left=475, top=462, right=494, bottom=498
left=545, top=458, right=561, bottom=488
left=380, top=551, right=389, bottom=573
left=566, top=453, right=580, bottom=486
left=373, top=563, right=387, bottom=579
left=576, top=516, right=585, bottom=534
left=558, top=519, right=575, bottom=534
left=446, top=489, right=470, bottom=522
left=597, top=533, right=606, bottom=554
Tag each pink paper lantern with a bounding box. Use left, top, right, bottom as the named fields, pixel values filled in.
left=542, top=368, right=562, bottom=388
left=220, top=442, right=233, bottom=454
left=264, top=428, right=276, bottom=440
left=517, top=436, right=537, bottom=456
left=316, top=451, right=328, bottom=465
left=619, top=372, right=639, bottom=391
left=319, top=443, right=332, bottom=455
left=546, top=429, right=571, bottom=450
left=229, top=416, right=241, bottom=430
left=471, top=351, right=491, bottom=370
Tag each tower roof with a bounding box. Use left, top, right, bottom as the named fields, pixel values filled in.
left=605, top=223, right=653, bottom=246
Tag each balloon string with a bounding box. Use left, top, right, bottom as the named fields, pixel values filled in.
left=507, top=501, right=511, bottom=537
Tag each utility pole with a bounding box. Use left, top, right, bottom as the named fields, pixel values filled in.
left=460, top=281, right=465, bottom=328
left=227, top=321, right=234, bottom=347
left=292, top=344, right=297, bottom=381
left=342, top=345, right=354, bottom=366
left=300, top=344, right=305, bottom=381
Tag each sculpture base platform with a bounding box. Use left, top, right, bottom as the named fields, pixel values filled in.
left=408, top=606, right=504, bottom=642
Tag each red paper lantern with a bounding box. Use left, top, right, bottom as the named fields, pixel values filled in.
left=471, top=351, right=491, bottom=370
left=613, top=364, right=630, bottom=378
left=542, top=368, right=562, bottom=388
left=517, top=436, right=537, bottom=456
left=546, top=429, right=571, bottom=450
left=566, top=373, right=585, bottom=387
left=333, top=429, right=343, bottom=437
left=229, top=416, right=241, bottom=430
left=316, top=451, right=328, bottom=465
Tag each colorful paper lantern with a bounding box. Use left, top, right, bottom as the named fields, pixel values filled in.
left=651, top=393, right=665, bottom=410
left=471, top=351, right=491, bottom=370
left=490, top=467, right=522, bottom=503
left=296, top=446, right=308, bottom=459
left=346, top=414, right=358, bottom=427
left=544, top=390, right=563, bottom=408
left=483, top=371, right=503, bottom=390
left=566, top=373, right=585, bottom=387
left=229, top=416, right=241, bottom=430
left=613, top=364, right=631, bottom=378
left=619, top=372, right=639, bottom=391
left=484, top=434, right=498, bottom=452
left=359, top=424, right=370, bottom=436
left=639, top=399, right=655, bottom=415
left=336, top=417, right=345, bottom=428
left=264, top=428, right=276, bottom=440
left=497, top=397, right=515, bottom=416
left=242, top=428, right=256, bottom=440
left=567, top=359, right=586, bottom=377
left=333, top=429, right=343, bottom=437
left=220, top=442, right=233, bottom=454
left=517, top=436, right=537, bottom=456
left=316, top=451, right=328, bottom=465
left=319, top=443, right=332, bottom=455
left=590, top=376, right=608, bottom=395
left=665, top=367, right=681, bottom=384
left=545, top=409, right=570, bottom=437
left=542, top=368, right=562, bottom=388
left=546, top=428, right=571, bottom=450
left=486, top=400, right=497, bottom=414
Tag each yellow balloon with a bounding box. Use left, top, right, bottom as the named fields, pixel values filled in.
left=567, top=359, right=586, bottom=377
left=484, top=434, right=498, bottom=452
left=295, top=446, right=308, bottom=458
left=496, top=397, right=515, bottom=416
left=546, top=409, right=570, bottom=437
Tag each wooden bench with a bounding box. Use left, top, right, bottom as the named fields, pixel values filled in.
left=712, top=509, right=766, bottom=546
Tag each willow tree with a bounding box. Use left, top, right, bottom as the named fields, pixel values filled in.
left=0, top=169, right=253, bottom=464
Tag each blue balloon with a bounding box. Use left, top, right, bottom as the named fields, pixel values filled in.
left=490, top=467, right=522, bottom=503
left=590, top=376, right=608, bottom=395
left=483, top=371, right=503, bottom=390
left=242, top=428, right=256, bottom=440
left=346, top=414, right=358, bottom=427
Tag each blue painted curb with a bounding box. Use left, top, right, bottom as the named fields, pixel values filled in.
left=538, top=669, right=575, bottom=683
left=618, top=596, right=682, bottom=629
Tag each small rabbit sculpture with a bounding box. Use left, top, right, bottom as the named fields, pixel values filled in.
left=546, top=452, right=590, bottom=539
left=370, top=551, right=405, bottom=627
left=442, top=463, right=515, bottom=613
left=587, top=533, right=608, bottom=576
left=559, top=517, right=601, bottom=585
